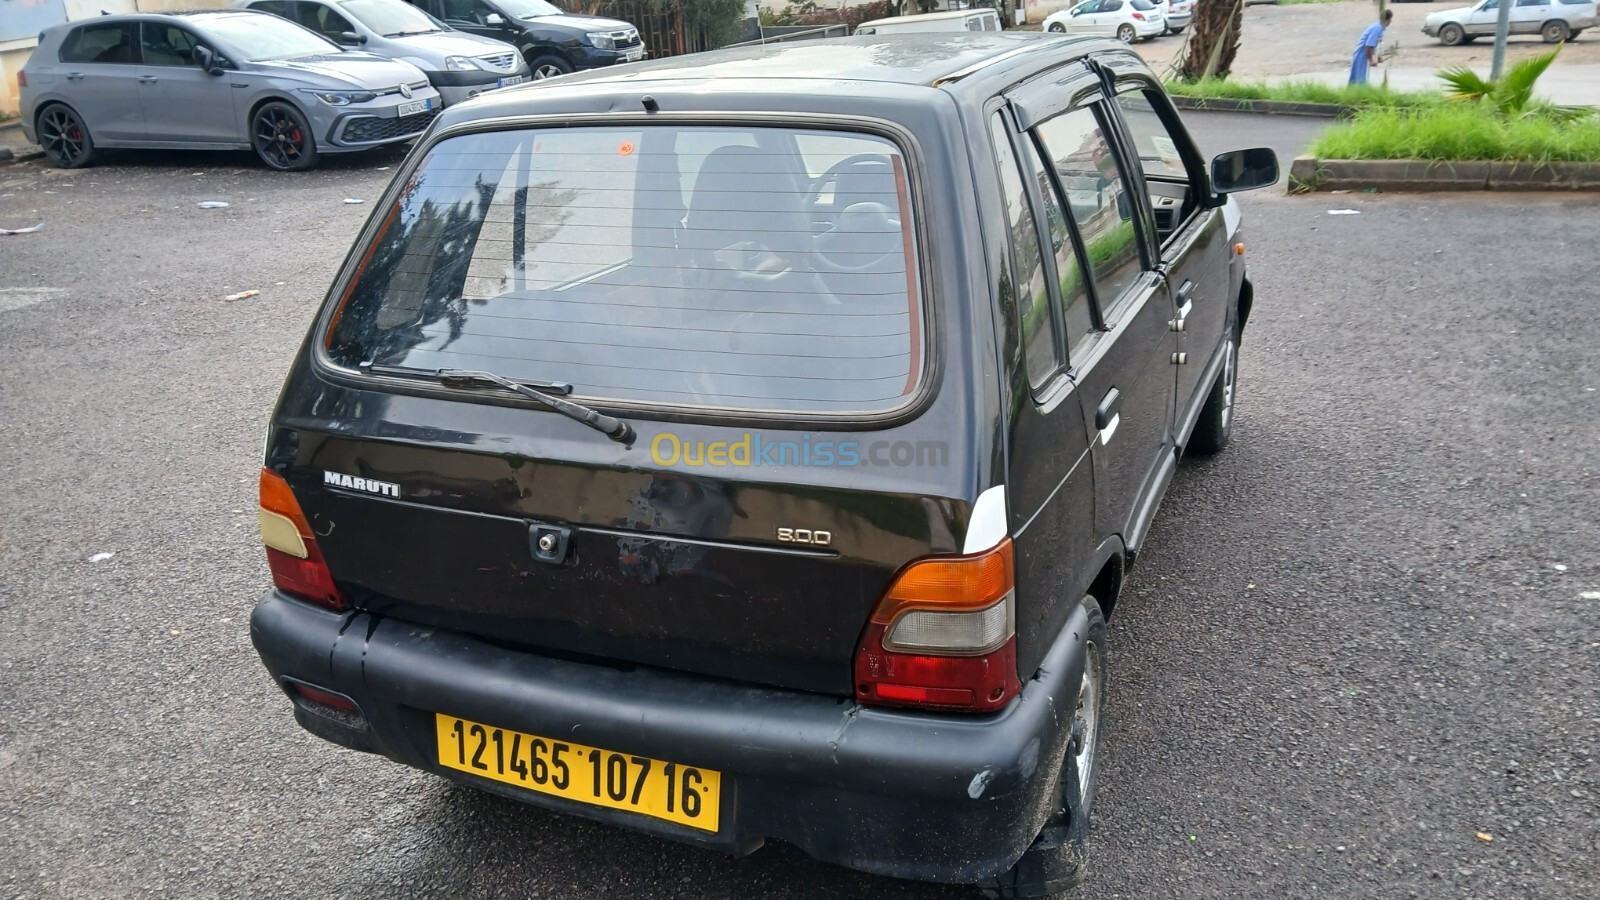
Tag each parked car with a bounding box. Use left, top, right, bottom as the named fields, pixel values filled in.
left=403, top=0, right=644, bottom=79
left=1044, top=0, right=1167, bottom=42
left=236, top=0, right=530, bottom=105
left=248, top=32, right=1275, bottom=896
left=855, top=9, right=1004, bottom=33
left=1423, top=0, right=1597, bottom=44
left=1165, top=0, right=1194, bottom=32
left=19, top=11, right=439, bottom=170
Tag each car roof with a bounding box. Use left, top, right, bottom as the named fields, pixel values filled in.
left=455, top=33, right=1101, bottom=105
left=859, top=10, right=995, bottom=26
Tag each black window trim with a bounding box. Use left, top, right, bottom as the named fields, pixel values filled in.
left=308, top=110, right=943, bottom=431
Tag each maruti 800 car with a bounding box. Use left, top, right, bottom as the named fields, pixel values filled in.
left=249, top=33, right=1276, bottom=895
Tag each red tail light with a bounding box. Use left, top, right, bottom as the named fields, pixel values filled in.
left=15, top=72, right=26, bottom=88
left=1132, top=12, right=1146, bottom=20
left=853, top=539, right=1021, bottom=713
left=259, top=467, right=346, bottom=611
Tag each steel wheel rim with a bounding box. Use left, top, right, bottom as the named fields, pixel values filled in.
left=1544, top=23, right=1565, bottom=41
left=254, top=109, right=305, bottom=169
left=1220, top=338, right=1237, bottom=430
left=1117, top=25, right=1136, bottom=42
left=41, top=109, right=85, bottom=165
left=533, top=64, right=564, bottom=80
left=1071, top=640, right=1102, bottom=807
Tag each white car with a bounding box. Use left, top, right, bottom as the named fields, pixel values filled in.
left=1165, top=0, right=1194, bottom=32
left=1423, top=0, right=1597, bottom=45
left=1044, top=0, right=1167, bottom=43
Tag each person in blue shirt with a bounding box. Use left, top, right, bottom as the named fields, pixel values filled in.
left=1349, top=9, right=1394, bottom=84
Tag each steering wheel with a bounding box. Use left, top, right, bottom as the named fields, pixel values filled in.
left=806, top=155, right=903, bottom=275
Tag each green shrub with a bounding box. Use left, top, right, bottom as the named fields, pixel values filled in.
left=1309, top=105, right=1600, bottom=162
left=1165, top=78, right=1445, bottom=110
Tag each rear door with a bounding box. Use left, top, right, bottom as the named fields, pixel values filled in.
left=1512, top=0, right=1551, bottom=32
left=55, top=22, right=145, bottom=142
left=1010, top=66, right=1179, bottom=553
left=135, top=23, right=238, bottom=144
left=982, top=101, right=1100, bottom=673
left=1106, top=72, right=1232, bottom=447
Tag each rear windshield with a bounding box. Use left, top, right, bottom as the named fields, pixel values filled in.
left=324, top=125, right=924, bottom=416
left=1130, top=0, right=1157, bottom=9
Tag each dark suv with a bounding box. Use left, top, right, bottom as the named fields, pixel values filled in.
left=406, top=0, right=643, bottom=79
left=250, top=33, right=1276, bottom=896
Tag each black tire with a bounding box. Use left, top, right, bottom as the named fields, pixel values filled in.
left=528, top=53, right=574, bottom=80
left=1187, top=323, right=1241, bottom=455
left=37, top=103, right=97, bottom=169
left=977, top=595, right=1107, bottom=899
left=1439, top=23, right=1465, bottom=45
left=251, top=101, right=319, bottom=172
left=1542, top=20, right=1570, bottom=43
left=1116, top=23, right=1137, bottom=42
left=1047, top=22, right=1066, bottom=33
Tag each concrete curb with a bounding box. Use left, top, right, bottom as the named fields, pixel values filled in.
left=1171, top=96, right=1344, bottom=118
left=1288, top=154, right=1600, bottom=191
left=0, top=146, right=46, bottom=166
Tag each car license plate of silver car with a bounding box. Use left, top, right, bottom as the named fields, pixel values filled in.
left=497, top=75, right=528, bottom=88
left=397, top=99, right=431, bottom=117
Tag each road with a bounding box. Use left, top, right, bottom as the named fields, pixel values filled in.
left=1, top=114, right=1597, bottom=899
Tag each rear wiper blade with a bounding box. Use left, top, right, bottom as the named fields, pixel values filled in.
left=359, top=363, right=634, bottom=446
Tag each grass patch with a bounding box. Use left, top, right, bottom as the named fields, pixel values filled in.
left=1310, top=104, right=1600, bottom=162
left=1165, top=77, right=1446, bottom=110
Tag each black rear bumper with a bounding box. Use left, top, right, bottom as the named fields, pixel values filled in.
left=249, top=591, right=1088, bottom=883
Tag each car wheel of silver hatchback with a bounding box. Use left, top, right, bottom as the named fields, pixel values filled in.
left=38, top=104, right=97, bottom=169
left=1116, top=24, right=1137, bottom=42
left=1048, top=22, right=1066, bottom=32
left=252, top=101, right=320, bottom=172
left=1542, top=20, right=1571, bottom=43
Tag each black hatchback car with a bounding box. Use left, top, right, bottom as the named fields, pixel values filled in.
left=250, top=33, right=1276, bottom=895
left=406, top=0, right=643, bottom=79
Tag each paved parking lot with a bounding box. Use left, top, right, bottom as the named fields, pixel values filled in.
left=1, top=113, right=1597, bottom=898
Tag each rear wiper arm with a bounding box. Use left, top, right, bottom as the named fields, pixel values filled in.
left=360, top=362, right=635, bottom=446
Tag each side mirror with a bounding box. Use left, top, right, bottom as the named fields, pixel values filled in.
left=194, top=45, right=223, bottom=75
left=338, top=31, right=367, bottom=45
left=485, top=13, right=505, bottom=25
left=1210, top=147, right=1279, bottom=194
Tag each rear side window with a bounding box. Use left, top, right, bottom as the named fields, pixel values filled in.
left=60, top=23, right=139, bottom=64
left=326, top=125, right=923, bottom=415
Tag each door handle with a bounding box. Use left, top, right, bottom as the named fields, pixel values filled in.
left=1172, top=279, right=1195, bottom=329
left=138, top=75, right=159, bottom=84
left=66, top=72, right=86, bottom=81
left=1095, top=387, right=1121, bottom=445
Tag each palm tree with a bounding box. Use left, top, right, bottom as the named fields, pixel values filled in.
left=1177, top=0, right=1244, bottom=81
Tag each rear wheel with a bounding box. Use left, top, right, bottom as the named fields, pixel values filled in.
left=252, top=101, right=318, bottom=172
left=1542, top=19, right=1571, bottom=43
left=977, top=595, right=1107, bottom=899
left=1439, top=22, right=1465, bottom=45
left=37, top=104, right=97, bottom=169
left=1187, top=325, right=1240, bottom=455
left=1116, top=23, right=1137, bottom=42
left=528, top=53, right=574, bottom=80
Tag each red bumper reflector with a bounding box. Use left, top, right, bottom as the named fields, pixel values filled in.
left=288, top=682, right=358, bottom=713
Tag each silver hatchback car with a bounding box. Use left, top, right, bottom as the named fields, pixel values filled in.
left=19, top=10, right=442, bottom=171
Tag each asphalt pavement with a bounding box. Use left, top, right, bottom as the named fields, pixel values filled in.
left=1, top=115, right=1597, bottom=899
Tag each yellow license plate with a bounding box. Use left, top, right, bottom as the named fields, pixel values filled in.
left=434, top=713, right=721, bottom=832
